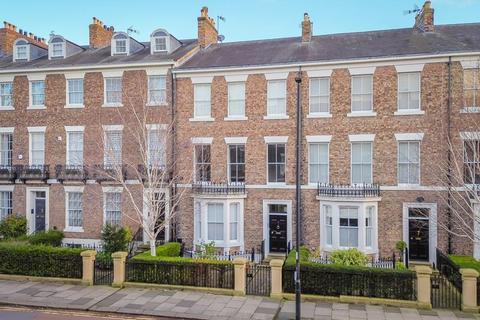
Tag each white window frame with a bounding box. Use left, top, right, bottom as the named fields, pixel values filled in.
left=0, top=189, right=13, bottom=221
left=320, top=200, right=378, bottom=255
left=227, top=82, right=246, bottom=119
left=13, top=39, right=30, bottom=62
left=103, top=77, right=123, bottom=107
left=0, top=129, right=13, bottom=167
left=147, top=75, right=167, bottom=106
left=227, top=143, right=246, bottom=183
left=48, top=37, right=66, bottom=60
left=193, top=83, right=212, bottom=120
left=27, top=127, right=46, bottom=166
left=265, top=79, right=288, bottom=119
left=350, top=140, right=373, bottom=185
left=66, top=78, right=84, bottom=108
left=29, top=80, right=46, bottom=109
left=194, top=143, right=211, bottom=183
left=64, top=186, right=84, bottom=232
left=0, top=82, right=13, bottom=110
left=462, top=68, right=479, bottom=112
left=147, top=125, right=166, bottom=168
left=103, top=125, right=123, bottom=167
left=309, top=77, right=331, bottom=116
left=397, top=141, right=421, bottom=186
left=396, top=72, right=422, bottom=114
left=194, top=198, right=245, bottom=251
left=65, top=126, right=85, bottom=166
left=103, top=187, right=123, bottom=226
left=308, top=142, right=329, bottom=185
left=349, top=74, right=374, bottom=116
left=111, top=33, right=129, bottom=56
left=266, top=142, right=287, bottom=185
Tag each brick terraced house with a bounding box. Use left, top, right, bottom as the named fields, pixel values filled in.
left=1, top=2, right=480, bottom=263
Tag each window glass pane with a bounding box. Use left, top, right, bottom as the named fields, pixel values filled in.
left=228, top=82, right=245, bottom=117
left=351, top=75, right=372, bottom=112
left=229, top=203, right=239, bottom=241
left=0, top=133, right=12, bottom=166
left=68, top=79, right=84, bottom=105
left=148, top=129, right=166, bottom=167
left=31, top=81, right=45, bottom=106
left=30, top=132, right=45, bottom=165
left=105, top=78, right=122, bottom=104
left=0, top=82, right=13, bottom=107
left=267, top=80, right=286, bottom=115
left=104, top=131, right=122, bottom=166
left=105, top=192, right=121, bottom=226
left=148, top=76, right=166, bottom=104
left=68, top=132, right=84, bottom=166
left=194, top=84, right=211, bottom=117
left=228, top=144, right=245, bottom=183
left=154, top=37, right=167, bottom=51
left=207, top=203, right=224, bottom=241
left=0, top=191, right=12, bottom=221
left=67, top=192, right=83, bottom=227
left=195, top=145, right=211, bottom=182
left=116, top=39, right=127, bottom=53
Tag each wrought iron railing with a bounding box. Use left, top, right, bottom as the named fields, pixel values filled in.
left=317, top=183, right=380, bottom=198
left=183, top=246, right=264, bottom=264
left=310, top=252, right=397, bottom=269
left=192, top=182, right=246, bottom=195
left=91, top=164, right=127, bottom=182
left=55, top=165, right=87, bottom=182
left=0, top=165, right=16, bottom=181
left=17, top=165, right=49, bottom=181
left=435, top=248, right=463, bottom=291
left=137, top=164, right=169, bottom=182
left=126, top=260, right=234, bottom=289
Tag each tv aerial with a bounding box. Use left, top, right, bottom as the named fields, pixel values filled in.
left=127, top=26, right=139, bottom=35
left=217, top=15, right=226, bottom=42
left=403, top=4, right=420, bottom=15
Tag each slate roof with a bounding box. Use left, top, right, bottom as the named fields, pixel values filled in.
left=0, top=39, right=197, bottom=71
left=177, top=23, right=480, bottom=70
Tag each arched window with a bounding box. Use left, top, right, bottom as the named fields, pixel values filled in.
left=49, top=36, right=66, bottom=59
left=150, top=29, right=169, bottom=53
left=112, top=33, right=129, bottom=55
left=13, top=39, right=29, bottom=61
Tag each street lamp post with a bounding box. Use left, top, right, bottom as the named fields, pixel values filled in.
left=294, top=70, right=302, bottom=320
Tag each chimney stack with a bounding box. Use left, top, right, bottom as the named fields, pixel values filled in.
left=0, top=21, right=47, bottom=55
left=302, top=13, right=312, bottom=43
left=89, top=17, right=114, bottom=49
left=197, top=7, right=218, bottom=49
left=414, top=1, right=434, bottom=33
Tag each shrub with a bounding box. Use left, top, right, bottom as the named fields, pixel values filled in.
left=450, top=255, right=480, bottom=273
left=195, top=241, right=217, bottom=259
left=101, top=224, right=133, bottom=254
left=28, top=230, right=64, bottom=247
left=0, top=215, right=27, bottom=239
left=395, top=262, right=407, bottom=270
left=0, top=242, right=83, bottom=278
left=133, top=242, right=182, bottom=260
left=329, top=248, right=368, bottom=267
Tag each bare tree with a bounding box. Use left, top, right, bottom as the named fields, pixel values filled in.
left=92, top=72, right=192, bottom=256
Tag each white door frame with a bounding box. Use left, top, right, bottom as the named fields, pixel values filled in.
left=263, top=199, right=292, bottom=255
left=402, top=202, right=437, bottom=264
left=25, top=187, right=49, bottom=234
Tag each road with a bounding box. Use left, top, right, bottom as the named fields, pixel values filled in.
left=0, top=306, right=180, bottom=320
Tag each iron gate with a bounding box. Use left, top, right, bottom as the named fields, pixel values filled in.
left=246, top=263, right=271, bottom=296
left=94, top=259, right=113, bottom=285
left=431, top=272, right=461, bottom=309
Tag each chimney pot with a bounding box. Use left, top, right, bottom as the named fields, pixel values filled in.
left=301, top=12, right=312, bottom=43
left=198, top=6, right=218, bottom=49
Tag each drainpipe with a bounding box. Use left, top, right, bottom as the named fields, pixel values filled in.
left=170, top=71, right=177, bottom=241
left=447, top=56, right=453, bottom=254
left=294, top=67, right=302, bottom=320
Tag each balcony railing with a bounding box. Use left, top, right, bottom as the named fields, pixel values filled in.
left=91, top=164, right=127, bottom=182
left=192, top=182, right=246, bottom=195
left=317, top=183, right=380, bottom=198
left=0, top=165, right=16, bottom=181
left=17, top=165, right=49, bottom=181
left=55, top=165, right=87, bottom=182
left=137, top=164, right=169, bottom=182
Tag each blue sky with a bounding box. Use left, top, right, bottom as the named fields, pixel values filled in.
left=3, top=0, right=480, bottom=44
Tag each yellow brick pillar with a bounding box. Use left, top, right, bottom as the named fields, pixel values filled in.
left=112, top=251, right=128, bottom=288
left=233, top=257, right=247, bottom=296
left=415, top=266, right=433, bottom=309
left=460, top=268, right=480, bottom=313
left=80, top=250, right=97, bottom=286
left=270, top=259, right=284, bottom=299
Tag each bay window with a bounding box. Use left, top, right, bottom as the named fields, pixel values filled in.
left=365, top=206, right=374, bottom=248
left=339, top=207, right=359, bottom=247
left=230, top=203, right=239, bottom=241
left=324, top=205, right=332, bottom=246
left=207, top=203, right=224, bottom=241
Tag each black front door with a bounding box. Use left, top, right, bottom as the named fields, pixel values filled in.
left=34, top=197, right=46, bottom=232
left=409, top=218, right=429, bottom=261
left=269, top=215, right=287, bottom=253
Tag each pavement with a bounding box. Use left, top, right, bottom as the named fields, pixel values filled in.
left=0, top=280, right=479, bottom=320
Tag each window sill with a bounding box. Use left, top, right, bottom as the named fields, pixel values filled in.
left=0, top=106, right=14, bottom=111
left=189, top=117, right=215, bottom=122
left=64, top=104, right=85, bottom=109
left=347, top=111, right=377, bottom=118
left=263, top=115, right=290, bottom=120
left=224, top=116, right=248, bottom=121
left=397, top=183, right=420, bottom=188
left=394, top=110, right=425, bottom=116
left=307, top=113, right=332, bottom=119
left=102, top=103, right=124, bottom=108
left=461, top=107, right=480, bottom=113
left=266, top=182, right=287, bottom=186
left=146, top=102, right=168, bottom=107
left=27, top=105, right=46, bottom=110
left=64, top=227, right=84, bottom=233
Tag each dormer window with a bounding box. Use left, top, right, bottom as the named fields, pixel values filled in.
left=48, top=36, right=66, bottom=59
left=150, top=29, right=170, bottom=54
left=13, top=39, right=29, bottom=61
left=112, top=33, right=129, bottom=55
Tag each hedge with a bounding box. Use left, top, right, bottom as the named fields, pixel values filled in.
left=450, top=255, right=480, bottom=273
left=0, top=242, right=83, bottom=279
left=132, top=242, right=182, bottom=261
left=283, top=249, right=417, bottom=300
